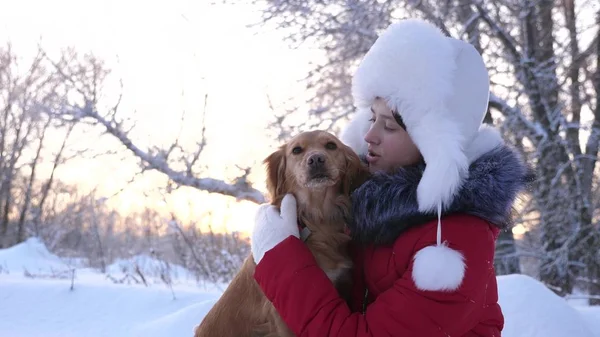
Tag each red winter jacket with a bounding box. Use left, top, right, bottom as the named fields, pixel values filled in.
left=254, top=145, right=532, bottom=337
left=255, top=214, right=503, bottom=337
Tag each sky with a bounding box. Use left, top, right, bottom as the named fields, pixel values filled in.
left=0, top=0, right=325, bottom=234
left=3, top=0, right=594, bottom=236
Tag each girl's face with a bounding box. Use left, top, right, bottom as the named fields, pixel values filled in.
left=364, top=98, right=422, bottom=173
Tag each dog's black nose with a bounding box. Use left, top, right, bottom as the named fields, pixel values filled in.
left=307, top=153, right=326, bottom=169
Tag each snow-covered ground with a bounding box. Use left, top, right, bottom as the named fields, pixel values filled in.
left=0, top=238, right=598, bottom=337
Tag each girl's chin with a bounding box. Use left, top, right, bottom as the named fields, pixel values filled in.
left=368, top=163, right=387, bottom=174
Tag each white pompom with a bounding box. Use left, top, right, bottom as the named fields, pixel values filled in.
left=411, top=244, right=466, bottom=291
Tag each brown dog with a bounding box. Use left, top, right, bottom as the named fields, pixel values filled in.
left=194, top=130, right=369, bottom=337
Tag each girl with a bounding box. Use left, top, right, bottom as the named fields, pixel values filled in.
left=250, top=18, right=532, bottom=336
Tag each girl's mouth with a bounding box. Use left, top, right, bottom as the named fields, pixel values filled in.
left=366, top=151, right=379, bottom=163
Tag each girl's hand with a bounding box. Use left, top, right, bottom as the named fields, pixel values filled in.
left=251, top=194, right=299, bottom=264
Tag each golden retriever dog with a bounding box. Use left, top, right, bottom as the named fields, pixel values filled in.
left=194, top=130, right=369, bottom=337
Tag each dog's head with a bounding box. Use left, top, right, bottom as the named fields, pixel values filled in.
left=264, top=130, right=369, bottom=206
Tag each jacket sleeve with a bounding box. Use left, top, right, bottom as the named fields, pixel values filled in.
left=253, top=217, right=497, bottom=337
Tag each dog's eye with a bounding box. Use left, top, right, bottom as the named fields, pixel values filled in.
left=292, top=146, right=303, bottom=154
left=325, top=142, right=337, bottom=150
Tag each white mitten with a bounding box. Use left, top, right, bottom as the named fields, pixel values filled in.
left=251, top=194, right=300, bottom=264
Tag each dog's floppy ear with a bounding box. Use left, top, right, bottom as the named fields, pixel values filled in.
left=263, top=145, right=287, bottom=206
left=341, top=145, right=370, bottom=195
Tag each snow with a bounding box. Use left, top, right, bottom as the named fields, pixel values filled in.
left=0, top=238, right=223, bottom=337
left=0, top=237, right=73, bottom=273
left=497, top=274, right=600, bottom=337
left=0, top=275, right=220, bottom=337
left=106, top=254, right=197, bottom=282
left=1, top=238, right=599, bottom=337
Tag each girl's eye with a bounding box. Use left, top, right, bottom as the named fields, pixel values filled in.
left=385, top=125, right=397, bottom=131
left=368, top=117, right=375, bottom=122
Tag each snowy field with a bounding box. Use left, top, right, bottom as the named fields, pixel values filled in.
left=0, top=238, right=598, bottom=337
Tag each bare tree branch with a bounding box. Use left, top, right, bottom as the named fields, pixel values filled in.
left=42, top=51, right=267, bottom=205
left=70, top=102, right=265, bottom=204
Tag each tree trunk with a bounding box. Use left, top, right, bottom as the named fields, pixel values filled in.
left=17, top=118, right=52, bottom=243
left=581, top=11, right=600, bottom=305
left=33, top=122, right=75, bottom=232
left=495, top=229, right=521, bottom=275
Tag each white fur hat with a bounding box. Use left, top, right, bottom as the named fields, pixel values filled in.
left=341, top=18, right=497, bottom=214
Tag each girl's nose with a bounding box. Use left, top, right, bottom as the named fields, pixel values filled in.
left=364, top=126, right=379, bottom=145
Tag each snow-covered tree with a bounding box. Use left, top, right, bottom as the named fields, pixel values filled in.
left=0, top=45, right=80, bottom=247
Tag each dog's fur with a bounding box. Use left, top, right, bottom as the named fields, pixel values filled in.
left=194, top=130, right=370, bottom=337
